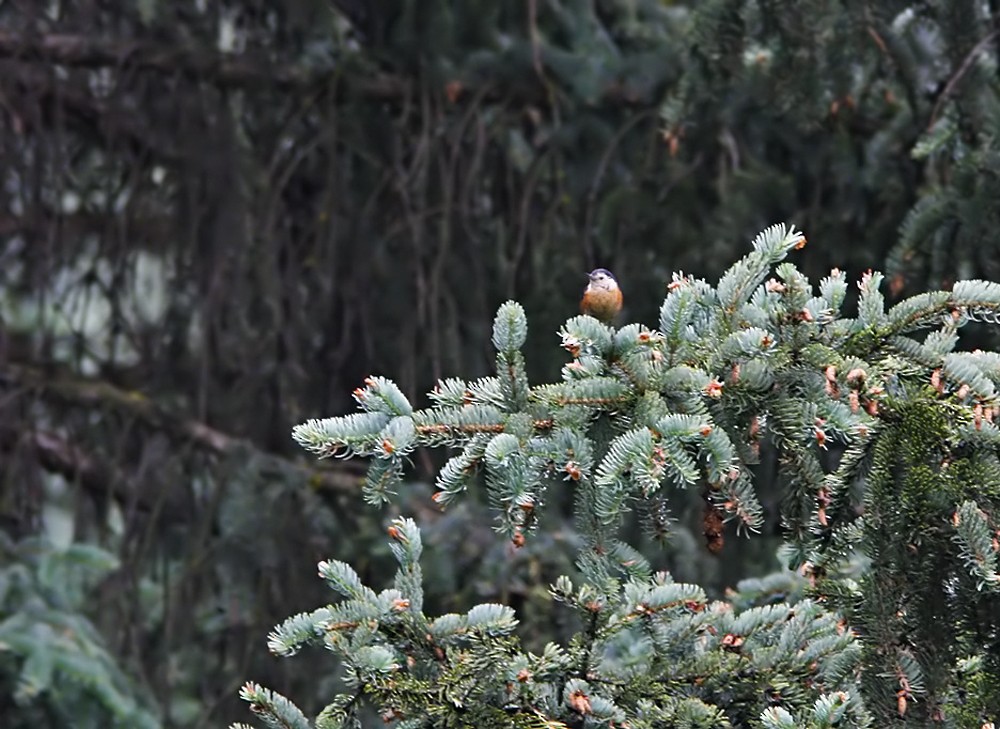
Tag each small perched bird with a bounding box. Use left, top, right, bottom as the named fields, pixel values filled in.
left=580, top=268, right=623, bottom=323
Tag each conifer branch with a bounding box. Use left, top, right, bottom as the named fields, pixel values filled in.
left=952, top=501, right=1000, bottom=591
left=242, top=223, right=1000, bottom=727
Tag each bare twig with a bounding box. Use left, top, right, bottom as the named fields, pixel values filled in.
left=582, top=110, right=657, bottom=265
left=929, top=27, right=1000, bottom=129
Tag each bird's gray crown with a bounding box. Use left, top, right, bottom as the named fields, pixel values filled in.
left=588, top=268, right=616, bottom=281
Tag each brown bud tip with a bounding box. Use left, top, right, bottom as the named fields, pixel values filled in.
left=569, top=690, right=592, bottom=715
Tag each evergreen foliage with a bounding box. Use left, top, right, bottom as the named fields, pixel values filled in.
left=239, top=225, right=1000, bottom=727
left=242, top=518, right=867, bottom=729
left=0, top=535, right=159, bottom=728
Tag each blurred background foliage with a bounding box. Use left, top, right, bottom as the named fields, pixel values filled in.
left=0, top=0, right=997, bottom=725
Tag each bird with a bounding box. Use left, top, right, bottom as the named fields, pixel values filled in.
left=580, top=268, right=623, bottom=323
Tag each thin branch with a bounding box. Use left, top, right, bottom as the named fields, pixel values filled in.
left=0, top=211, right=171, bottom=240
left=929, top=27, right=1000, bottom=129
left=582, top=110, right=657, bottom=264
left=5, top=65, right=184, bottom=162
left=0, top=30, right=659, bottom=107
left=0, top=30, right=405, bottom=97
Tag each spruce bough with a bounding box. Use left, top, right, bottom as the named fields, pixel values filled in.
left=236, top=224, right=1000, bottom=728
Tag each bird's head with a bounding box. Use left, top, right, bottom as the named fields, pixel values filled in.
left=586, top=268, right=618, bottom=291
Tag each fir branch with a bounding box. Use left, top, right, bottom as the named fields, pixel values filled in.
left=352, top=376, right=413, bottom=416
left=819, top=268, right=849, bottom=314
left=267, top=608, right=334, bottom=658
left=716, top=223, right=805, bottom=321
left=886, top=291, right=954, bottom=333
left=433, top=434, right=490, bottom=505
left=532, top=378, right=632, bottom=407
left=270, top=224, right=1000, bottom=727
left=317, top=559, right=377, bottom=603
left=855, top=270, right=888, bottom=331
left=386, top=517, right=424, bottom=567
left=363, top=457, right=404, bottom=504
left=951, top=279, right=1000, bottom=321
left=238, top=682, right=311, bottom=729
left=952, top=500, right=1000, bottom=591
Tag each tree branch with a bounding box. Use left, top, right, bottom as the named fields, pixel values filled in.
left=1, top=363, right=364, bottom=495
left=0, top=30, right=660, bottom=107
left=929, top=27, right=1000, bottom=129
left=0, top=30, right=406, bottom=97
left=3, top=64, right=184, bottom=163
left=0, top=425, right=133, bottom=503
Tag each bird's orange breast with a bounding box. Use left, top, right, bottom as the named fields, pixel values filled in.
left=581, top=288, right=623, bottom=322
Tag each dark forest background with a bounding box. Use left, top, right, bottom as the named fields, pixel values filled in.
left=1, top=1, right=998, bottom=726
